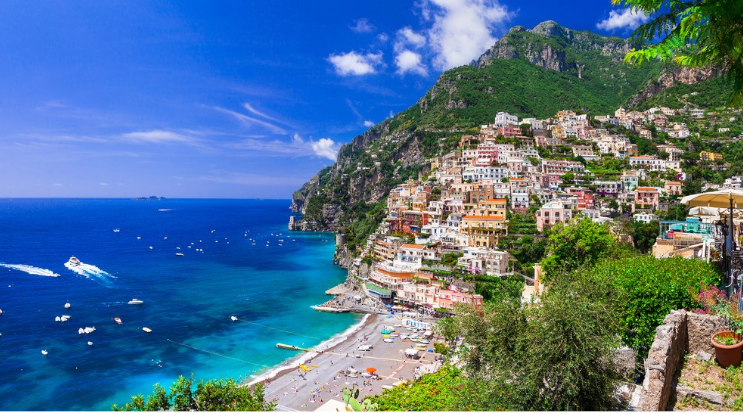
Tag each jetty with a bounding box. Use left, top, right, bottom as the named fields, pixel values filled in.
left=312, top=305, right=350, bottom=313
left=276, top=343, right=312, bottom=352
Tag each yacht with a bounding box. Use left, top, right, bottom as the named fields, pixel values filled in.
left=41, top=350, right=48, bottom=356
left=64, top=302, right=71, bottom=309
left=87, top=341, right=93, bottom=346
left=66, top=257, right=81, bottom=266
left=175, top=252, right=184, bottom=257
left=142, top=327, right=152, bottom=333
left=114, top=317, right=122, bottom=325
left=128, top=299, right=144, bottom=305
left=113, top=229, right=120, bottom=233
left=230, top=316, right=238, bottom=321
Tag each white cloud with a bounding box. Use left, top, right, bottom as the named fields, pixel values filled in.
left=99, top=182, right=109, bottom=186
left=121, top=130, right=197, bottom=144
left=292, top=133, right=304, bottom=144
left=350, top=18, right=375, bottom=33
left=363, top=120, right=375, bottom=127
left=213, top=106, right=287, bottom=134
left=423, top=0, right=514, bottom=70
left=377, top=32, right=389, bottom=43
left=243, top=103, right=281, bottom=123
left=311, top=138, right=341, bottom=160
left=395, top=27, right=427, bottom=51
left=328, top=51, right=383, bottom=76
left=395, top=50, right=428, bottom=76
left=596, top=8, right=650, bottom=31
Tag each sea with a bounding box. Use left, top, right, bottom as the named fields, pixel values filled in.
left=0, top=198, right=360, bottom=411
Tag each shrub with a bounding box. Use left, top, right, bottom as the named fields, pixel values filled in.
left=586, top=255, right=720, bottom=356
left=368, top=366, right=471, bottom=411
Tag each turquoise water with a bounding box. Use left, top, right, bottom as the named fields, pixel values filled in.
left=0, top=199, right=359, bottom=410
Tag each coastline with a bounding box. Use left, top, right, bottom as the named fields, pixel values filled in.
left=248, top=313, right=372, bottom=386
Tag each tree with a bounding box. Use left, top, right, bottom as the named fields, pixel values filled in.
left=614, top=0, right=743, bottom=106
left=447, top=270, right=624, bottom=411
left=632, top=220, right=660, bottom=253
left=540, top=218, right=617, bottom=280
left=112, top=375, right=275, bottom=411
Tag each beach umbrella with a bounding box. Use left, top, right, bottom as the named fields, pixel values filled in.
left=366, top=367, right=376, bottom=374
left=681, top=189, right=743, bottom=308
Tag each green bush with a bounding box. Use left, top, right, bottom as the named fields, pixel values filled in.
left=586, top=255, right=720, bottom=356
left=368, top=366, right=469, bottom=411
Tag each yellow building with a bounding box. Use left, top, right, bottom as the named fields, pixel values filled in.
left=700, top=151, right=723, bottom=162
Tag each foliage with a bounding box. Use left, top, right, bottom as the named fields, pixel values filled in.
left=343, top=202, right=387, bottom=251
left=449, top=269, right=624, bottom=411
left=112, top=375, right=275, bottom=411
left=433, top=342, right=450, bottom=355
left=632, top=220, right=660, bottom=253
left=473, top=275, right=525, bottom=303
left=615, top=0, right=743, bottom=106
left=343, top=386, right=378, bottom=411
left=540, top=218, right=616, bottom=279
left=587, top=255, right=720, bottom=356
left=368, top=366, right=469, bottom=411
left=440, top=252, right=463, bottom=267
left=691, top=284, right=743, bottom=335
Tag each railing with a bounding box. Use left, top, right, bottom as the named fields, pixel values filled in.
left=658, top=220, right=716, bottom=240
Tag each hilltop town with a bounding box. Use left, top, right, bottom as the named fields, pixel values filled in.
left=324, top=104, right=743, bottom=314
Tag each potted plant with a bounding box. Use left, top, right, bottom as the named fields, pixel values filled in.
left=693, top=284, right=743, bottom=367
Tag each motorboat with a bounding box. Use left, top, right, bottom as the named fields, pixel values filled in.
left=114, top=317, right=122, bottom=325
left=175, top=252, right=184, bottom=257
left=357, top=344, right=372, bottom=351
left=87, top=341, right=93, bottom=346
left=66, top=257, right=81, bottom=266
left=60, top=315, right=70, bottom=322
left=230, top=316, right=238, bottom=321
left=64, top=302, right=71, bottom=309
left=142, top=327, right=152, bottom=333
left=128, top=299, right=144, bottom=305
left=41, top=350, right=48, bottom=356
left=383, top=338, right=394, bottom=343
left=149, top=246, right=153, bottom=250
left=113, top=229, right=120, bottom=233
left=55, top=316, right=61, bottom=322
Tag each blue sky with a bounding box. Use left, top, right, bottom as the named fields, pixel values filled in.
left=0, top=0, right=650, bottom=198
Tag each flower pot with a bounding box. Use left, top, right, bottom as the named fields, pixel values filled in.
left=711, top=331, right=743, bottom=368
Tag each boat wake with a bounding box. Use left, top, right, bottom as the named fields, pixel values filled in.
left=0, top=263, right=60, bottom=277
left=64, top=260, right=116, bottom=280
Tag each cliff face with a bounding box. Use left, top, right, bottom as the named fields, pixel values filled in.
left=627, top=65, right=721, bottom=107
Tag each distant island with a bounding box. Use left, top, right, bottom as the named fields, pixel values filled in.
left=133, top=196, right=166, bottom=201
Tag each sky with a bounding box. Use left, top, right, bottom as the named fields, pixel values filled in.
left=0, top=0, right=651, bottom=198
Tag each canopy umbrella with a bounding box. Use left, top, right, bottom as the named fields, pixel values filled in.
left=681, top=189, right=743, bottom=310
left=366, top=367, right=377, bottom=374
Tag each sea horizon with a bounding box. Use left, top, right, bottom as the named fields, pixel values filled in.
left=0, top=198, right=358, bottom=410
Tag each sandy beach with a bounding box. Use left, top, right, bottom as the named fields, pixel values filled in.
left=252, top=313, right=441, bottom=411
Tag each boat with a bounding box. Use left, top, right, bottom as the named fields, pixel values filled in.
left=175, top=252, right=184, bottom=257
left=113, top=229, right=120, bottom=233
left=114, top=317, right=122, bottom=325
left=87, top=341, right=93, bottom=346
left=41, top=350, right=48, bottom=356
left=66, top=256, right=81, bottom=266
left=149, top=246, right=153, bottom=250
left=64, top=302, right=71, bottom=309
left=78, top=328, right=84, bottom=334
left=142, top=327, right=152, bottom=333
left=128, top=299, right=144, bottom=305
left=230, top=316, right=238, bottom=321
left=55, top=316, right=61, bottom=322
left=383, top=338, right=394, bottom=343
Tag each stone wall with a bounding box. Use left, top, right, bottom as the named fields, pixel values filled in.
left=640, top=310, right=727, bottom=411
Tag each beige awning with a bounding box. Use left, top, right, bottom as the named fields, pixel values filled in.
left=681, top=189, right=743, bottom=209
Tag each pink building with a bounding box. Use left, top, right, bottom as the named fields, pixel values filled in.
left=437, top=289, right=484, bottom=312
left=535, top=200, right=573, bottom=232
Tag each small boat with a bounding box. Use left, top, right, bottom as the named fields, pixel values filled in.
left=230, top=316, right=238, bottom=321
left=163, top=236, right=167, bottom=240
left=113, top=229, right=120, bottom=233
left=87, top=341, right=93, bottom=346
left=175, top=253, right=184, bottom=257
left=114, top=317, right=122, bottom=325
left=60, top=315, right=70, bottom=322
left=142, top=327, right=152, bottom=333
left=137, top=236, right=141, bottom=240
left=41, top=350, right=48, bottom=356
left=383, top=338, right=394, bottom=343
left=66, top=256, right=81, bottom=266
left=55, top=316, right=61, bottom=322
left=128, top=299, right=144, bottom=305
left=64, top=302, right=71, bottom=309
left=149, top=246, right=153, bottom=250
left=78, top=328, right=85, bottom=334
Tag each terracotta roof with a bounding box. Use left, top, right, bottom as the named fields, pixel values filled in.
left=636, top=187, right=658, bottom=191
left=463, top=215, right=505, bottom=220
left=401, top=244, right=425, bottom=249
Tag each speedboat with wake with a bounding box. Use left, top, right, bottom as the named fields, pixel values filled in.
left=66, top=257, right=81, bottom=267
left=128, top=299, right=144, bottom=305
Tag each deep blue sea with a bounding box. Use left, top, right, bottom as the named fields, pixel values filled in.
left=0, top=198, right=359, bottom=411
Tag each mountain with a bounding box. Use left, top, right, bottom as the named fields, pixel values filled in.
left=290, top=21, right=723, bottom=248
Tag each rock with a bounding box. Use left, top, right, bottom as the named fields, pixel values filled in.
left=675, top=385, right=724, bottom=406
left=694, top=350, right=713, bottom=362
left=614, top=346, right=637, bottom=379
